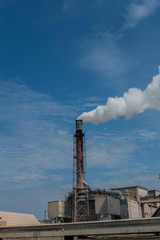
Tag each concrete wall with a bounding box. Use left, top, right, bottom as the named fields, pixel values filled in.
left=95, top=196, right=107, bottom=215
left=128, top=188, right=137, bottom=199
left=141, top=203, right=157, bottom=218
left=48, top=201, right=65, bottom=219
left=114, top=186, right=148, bottom=200
left=148, top=190, right=160, bottom=197
left=137, top=188, right=148, bottom=198
left=107, top=197, right=120, bottom=215
left=95, top=196, right=120, bottom=216
left=1, top=218, right=160, bottom=239
left=127, top=199, right=141, bottom=219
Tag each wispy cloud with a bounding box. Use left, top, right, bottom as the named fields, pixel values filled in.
left=87, top=140, right=135, bottom=168
left=90, top=172, right=159, bottom=190
left=63, top=0, right=78, bottom=11
left=124, top=0, right=160, bottom=29
left=109, top=174, right=159, bottom=190
left=84, top=126, right=160, bottom=189
left=86, top=131, right=136, bottom=168
left=0, top=80, right=76, bottom=188
left=132, top=129, right=158, bottom=142
left=0, top=80, right=159, bottom=195
left=79, top=0, right=160, bottom=81
left=79, top=40, right=130, bottom=83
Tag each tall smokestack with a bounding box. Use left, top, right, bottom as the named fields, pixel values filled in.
left=73, top=120, right=89, bottom=222
left=75, top=119, right=84, bottom=187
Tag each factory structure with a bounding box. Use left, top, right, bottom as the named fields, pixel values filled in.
left=48, top=120, right=160, bottom=223
left=1, top=120, right=160, bottom=239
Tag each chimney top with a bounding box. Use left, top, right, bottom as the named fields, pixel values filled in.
left=76, top=119, right=83, bottom=130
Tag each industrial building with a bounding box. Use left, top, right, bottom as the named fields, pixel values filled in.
left=48, top=185, right=160, bottom=222
left=113, top=186, right=160, bottom=219
left=1, top=120, right=160, bottom=239
left=0, top=120, right=159, bottom=228
left=48, top=120, right=160, bottom=223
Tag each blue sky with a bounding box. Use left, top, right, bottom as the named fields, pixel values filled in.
left=1, top=0, right=160, bottom=219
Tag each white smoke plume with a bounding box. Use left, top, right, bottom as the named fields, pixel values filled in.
left=78, top=67, right=160, bottom=124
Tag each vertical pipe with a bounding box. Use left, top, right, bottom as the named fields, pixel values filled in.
left=75, top=120, right=84, bottom=187
left=44, top=211, right=47, bottom=221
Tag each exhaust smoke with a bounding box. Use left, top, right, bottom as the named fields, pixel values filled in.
left=78, top=67, right=160, bottom=124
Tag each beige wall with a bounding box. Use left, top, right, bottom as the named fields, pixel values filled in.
left=137, top=188, right=148, bottom=198
left=48, top=201, right=65, bottom=219
left=127, top=199, right=141, bottom=219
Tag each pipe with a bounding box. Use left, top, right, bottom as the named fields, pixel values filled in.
left=83, top=180, right=124, bottom=199
left=89, top=187, right=124, bottom=199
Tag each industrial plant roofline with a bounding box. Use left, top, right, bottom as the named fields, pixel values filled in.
left=112, top=185, right=148, bottom=191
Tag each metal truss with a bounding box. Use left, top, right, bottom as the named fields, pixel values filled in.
left=73, top=186, right=89, bottom=222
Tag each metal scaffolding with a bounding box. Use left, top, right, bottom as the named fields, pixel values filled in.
left=73, top=186, right=89, bottom=222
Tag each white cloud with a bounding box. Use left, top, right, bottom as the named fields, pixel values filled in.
left=124, top=0, right=160, bottom=29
